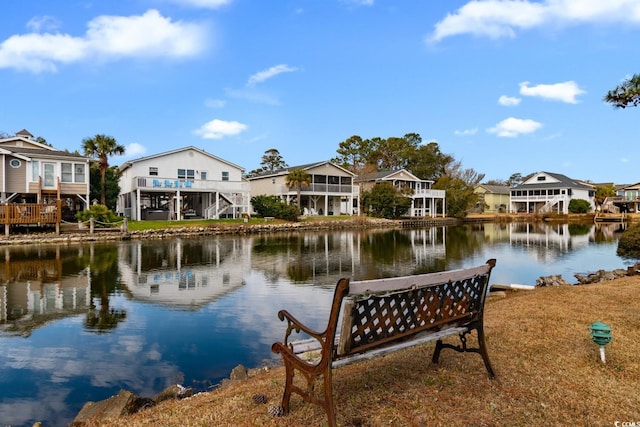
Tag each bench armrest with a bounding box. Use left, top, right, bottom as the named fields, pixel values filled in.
left=277, top=309, right=326, bottom=347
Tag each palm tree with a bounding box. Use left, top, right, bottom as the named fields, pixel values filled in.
left=285, top=168, right=311, bottom=209
left=604, top=74, right=640, bottom=109
left=82, top=134, right=125, bottom=205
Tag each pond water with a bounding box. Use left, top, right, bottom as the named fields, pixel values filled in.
left=0, top=222, right=633, bottom=426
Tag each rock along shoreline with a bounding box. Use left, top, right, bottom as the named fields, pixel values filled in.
left=0, top=217, right=461, bottom=246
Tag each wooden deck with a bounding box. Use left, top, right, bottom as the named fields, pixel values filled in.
left=0, top=202, right=61, bottom=235
left=594, top=212, right=626, bottom=223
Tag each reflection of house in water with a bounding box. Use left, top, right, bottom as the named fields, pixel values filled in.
left=408, top=228, right=446, bottom=264
left=0, top=247, right=90, bottom=331
left=118, top=238, right=251, bottom=309
left=248, top=228, right=448, bottom=284
left=509, top=223, right=592, bottom=252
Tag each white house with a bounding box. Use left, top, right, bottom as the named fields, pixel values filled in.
left=118, top=146, right=250, bottom=220
left=355, top=169, right=446, bottom=217
left=510, top=171, right=595, bottom=214
left=247, top=161, right=359, bottom=216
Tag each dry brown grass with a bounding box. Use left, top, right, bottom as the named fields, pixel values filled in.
left=86, top=277, right=640, bottom=427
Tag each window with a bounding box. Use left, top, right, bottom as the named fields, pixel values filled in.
left=200, top=171, right=207, bottom=180
left=62, top=162, right=86, bottom=183
left=75, top=164, right=85, bottom=183
left=222, top=171, right=229, bottom=181
left=32, top=160, right=39, bottom=181
left=178, top=169, right=195, bottom=179
left=10, top=159, right=21, bottom=168
left=149, top=167, right=158, bottom=176
left=61, top=163, right=73, bottom=182
left=537, top=176, right=546, bottom=181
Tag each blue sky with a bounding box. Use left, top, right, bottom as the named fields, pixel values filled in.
left=1, top=0, right=638, bottom=184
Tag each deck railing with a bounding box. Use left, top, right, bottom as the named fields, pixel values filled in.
left=0, top=202, right=61, bottom=229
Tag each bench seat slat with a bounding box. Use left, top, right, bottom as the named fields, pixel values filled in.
left=290, top=326, right=468, bottom=366
left=348, top=264, right=491, bottom=295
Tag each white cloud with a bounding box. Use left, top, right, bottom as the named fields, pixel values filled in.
left=498, top=95, right=521, bottom=106
left=125, top=143, right=147, bottom=157
left=246, top=64, right=298, bottom=87
left=0, top=9, right=208, bottom=73
left=519, top=81, right=585, bottom=103
left=168, top=0, right=232, bottom=8
left=454, top=128, right=478, bottom=136
left=204, top=98, right=226, bottom=108
left=225, top=87, right=281, bottom=105
left=487, top=117, right=542, bottom=137
left=194, top=119, right=248, bottom=139
left=26, top=16, right=60, bottom=32
left=429, top=0, right=640, bottom=42
left=342, top=0, right=374, bottom=5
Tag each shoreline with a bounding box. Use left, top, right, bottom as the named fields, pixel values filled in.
left=1, top=212, right=619, bottom=246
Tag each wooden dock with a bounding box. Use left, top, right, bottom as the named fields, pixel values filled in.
left=594, top=212, right=626, bottom=223
left=0, top=202, right=62, bottom=235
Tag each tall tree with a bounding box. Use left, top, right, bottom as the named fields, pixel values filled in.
left=332, top=135, right=373, bottom=173
left=285, top=168, right=311, bottom=209
left=434, top=161, right=484, bottom=218
left=89, top=165, right=121, bottom=210
left=246, top=148, right=288, bottom=177
left=506, top=173, right=524, bottom=187
left=406, top=141, right=453, bottom=181
left=82, top=134, right=125, bottom=205
left=604, top=74, right=640, bottom=109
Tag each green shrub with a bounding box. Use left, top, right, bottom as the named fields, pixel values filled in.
left=76, top=204, right=121, bottom=227
left=568, top=199, right=591, bottom=214
left=617, top=222, right=640, bottom=259
left=361, top=182, right=411, bottom=219
left=250, top=195, right=300, bottom=222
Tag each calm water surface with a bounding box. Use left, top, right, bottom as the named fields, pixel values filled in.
left=0, top=222, right=633, bottom=426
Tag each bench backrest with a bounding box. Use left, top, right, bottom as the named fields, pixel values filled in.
left=334, top=259, right=496, bottom=358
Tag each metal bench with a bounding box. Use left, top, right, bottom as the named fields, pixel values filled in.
left=271, top=259, right=497, bottom=426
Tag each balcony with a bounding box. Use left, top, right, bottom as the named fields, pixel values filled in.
left=132, top=176, right=250, bottom=193
left=278, top=183, right=360, bottom=195
left=412, top=188, right=446, bottom=198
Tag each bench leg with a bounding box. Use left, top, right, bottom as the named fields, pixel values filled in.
left=476, top=325, right=496, bottom=378
left=323, top=368, right=337, bottom=427
left=431, top=325, right=496, bottom=379
left=280, top=360, right=295, bottom=414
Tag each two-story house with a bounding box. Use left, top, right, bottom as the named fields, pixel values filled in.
left=610, top=182, right=640, bottom=213
left=118, top=146, right=250, bottom=220
left=474, top=184, right=510, bottom=213
left=0, top=129, right=91, bottom=215
left=247, top=161, right=359, bottom=216
left=510, top=171, right=595, bottom=214
left=355, top=169, right=446, bottom=217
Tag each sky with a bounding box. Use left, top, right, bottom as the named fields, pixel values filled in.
left=1, top=0, right=639, bottom=184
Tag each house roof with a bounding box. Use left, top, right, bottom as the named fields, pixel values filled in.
left=6, top=146, right=88, bottom=159
left=0, top=138, right=89, bottom=160
left=512, top=171, right=594, bottom=191
left=119, top=146, right=244, bottom=172
left=247, top=160, right=355, bottom=179
left=616, top=182, right=640, bottom=191
left=16, top=129, right=34, bottom=138
left=354, top=169, right=430, bottom=183
left=476, top=184, right=511, bottom=194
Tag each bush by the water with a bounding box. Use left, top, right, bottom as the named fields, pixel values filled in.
left=250, top=195, right=300, bottom=221
left=617, top=222, right=640, bottom=258
left=568, top=198, right=591, bottom=213
left=76, top=204, right=121, bottom=227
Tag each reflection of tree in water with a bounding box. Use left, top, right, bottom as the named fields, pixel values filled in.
left=359, top=230, right=414, bottom=276
left=85, top=245, right=127, bottom=333
left=442, top=225, right=487, bottom=265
